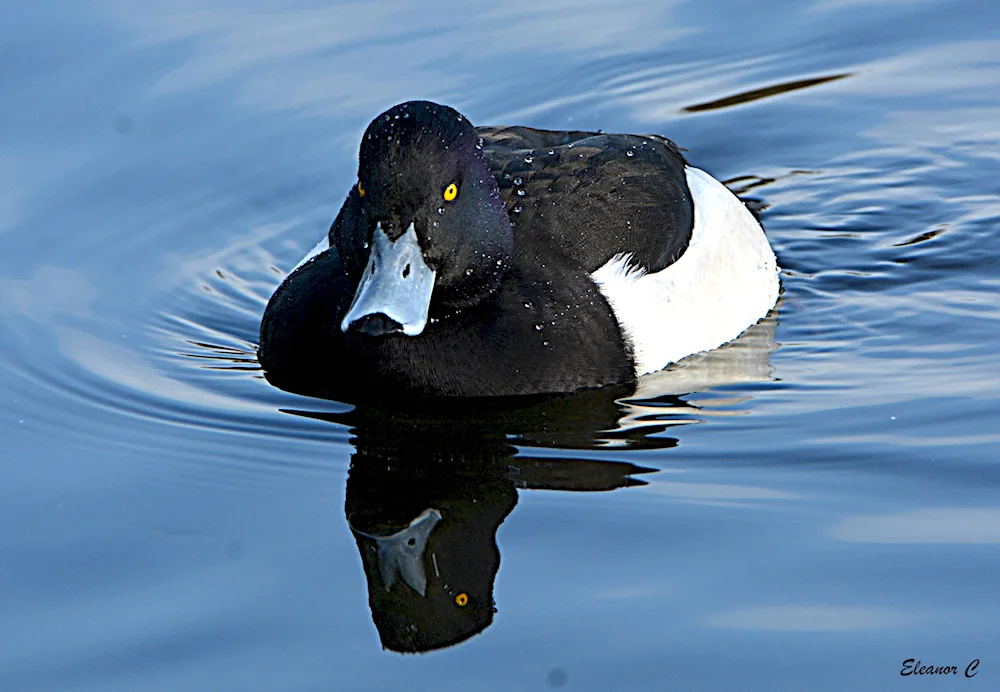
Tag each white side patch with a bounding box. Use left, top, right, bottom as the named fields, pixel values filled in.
left=290, top=236, right=332, bottom=273
left=591, top=167, right=779, bottom=376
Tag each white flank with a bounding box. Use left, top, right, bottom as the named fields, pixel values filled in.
left=591, top=167, right=780, bottom=377
left=290, top=236, right=331, bottom=273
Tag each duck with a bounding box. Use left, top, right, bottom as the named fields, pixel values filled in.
left=258, top=100, right=779, bottom=401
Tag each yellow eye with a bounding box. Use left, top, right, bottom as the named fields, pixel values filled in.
left=455, top=593, right=468, bottom=607
left=443, top=182, right=458, bottom=202
left=357, top=180, right=365, bottom=197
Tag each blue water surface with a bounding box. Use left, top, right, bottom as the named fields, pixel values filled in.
left=2, top=1, right=999, bottom=690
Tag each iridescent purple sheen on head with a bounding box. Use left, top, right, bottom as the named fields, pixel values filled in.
left=356, top=101, right=513, bottom=311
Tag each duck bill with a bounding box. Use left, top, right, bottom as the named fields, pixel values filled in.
left=340, top=221, right=436, bottom=336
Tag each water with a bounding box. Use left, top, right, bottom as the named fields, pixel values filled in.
left=2, top=1, right=999, bottom=690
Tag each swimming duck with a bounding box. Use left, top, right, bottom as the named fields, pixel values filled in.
left=258, top=100, right=778, bottom=401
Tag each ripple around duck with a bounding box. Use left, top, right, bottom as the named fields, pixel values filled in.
left=2, top=213, right=789, bottom=485
left=737, top=118, right=1000, bottom=425
left=148, top=231, right=788, bottom=450
left=0, top=257, right=350, bottom=457
left=6, top=126, right=996, bottom=472
left=43, top=141, right=996, bottom=462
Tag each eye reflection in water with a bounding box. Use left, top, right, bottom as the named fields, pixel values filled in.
left=278, top=313, right=777, bottom=653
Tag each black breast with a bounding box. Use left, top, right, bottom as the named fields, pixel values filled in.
left=259, top=242, right=634, bottom=401
left=341, top=251, right=635, bottom=399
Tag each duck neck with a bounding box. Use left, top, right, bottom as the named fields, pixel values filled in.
left=431, top=169, right=514, bottom=314
left=432, top=253, right=511, bottom=315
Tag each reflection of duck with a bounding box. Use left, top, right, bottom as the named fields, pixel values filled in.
left=343, top=410, right=655, bottom=653
left=259, top=100, right=779, bottom=401
left=346, top=457, right=514, bottom=653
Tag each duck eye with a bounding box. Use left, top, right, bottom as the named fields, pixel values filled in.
left=455, top=593, right=468, bottom=607
left=443, top=182, right=458, bottom=202
left=357, top=180, right=365, bottom=197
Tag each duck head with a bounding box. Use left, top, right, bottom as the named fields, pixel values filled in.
left=341, top=101, right=514, bottom=337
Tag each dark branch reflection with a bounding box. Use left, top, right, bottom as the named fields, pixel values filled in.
left=683, top=73, right=853, bottom=113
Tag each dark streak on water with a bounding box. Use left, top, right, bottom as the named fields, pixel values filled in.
left=2, top=1, right=999, bottom=690
left=682, top=72, right=854, bottom=112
